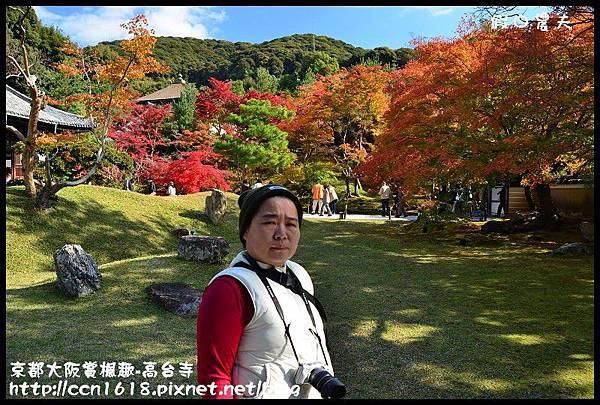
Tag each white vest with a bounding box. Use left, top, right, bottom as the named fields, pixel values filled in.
left=208, top=251, right=334, bottom=399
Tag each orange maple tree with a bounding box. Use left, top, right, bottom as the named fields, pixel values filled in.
left=359, top=12, right=593, bottom=219
left=8, top=13, right=168, bottom=208
left=283, top=64, right=391, bottom=195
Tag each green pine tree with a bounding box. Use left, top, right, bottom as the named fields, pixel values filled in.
left=171, top=84, right=198, bottom=131
left=214, top=99, right=295, bottom=179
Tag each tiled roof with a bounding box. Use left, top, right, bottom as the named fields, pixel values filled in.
left=136, top=83, right=186, bottom=102
left=6, top=85, right=95, bottom=129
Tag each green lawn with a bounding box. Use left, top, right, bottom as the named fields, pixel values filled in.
left=5, top=185, right=594, bottom=398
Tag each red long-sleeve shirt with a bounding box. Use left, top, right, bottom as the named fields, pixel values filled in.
left=196, top=275, right=254, bottom=399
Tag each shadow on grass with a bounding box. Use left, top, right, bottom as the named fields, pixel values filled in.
left=178, top=209, right=205, bottom=221
left=6, top=188, right=240, bottom=274
left=6, top=201, right=593, bottom=399
left=7, top=188, right=181, bottom=268
left=177, top=209, right=240, bottom=240
left=6, top=255, right=233, bottom=397
left=297, top=220, right=594, bottom=398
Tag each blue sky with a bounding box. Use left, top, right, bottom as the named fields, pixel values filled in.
left=33, top=6, right=552, bottom=49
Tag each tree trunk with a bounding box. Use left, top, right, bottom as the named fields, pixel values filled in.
left=22, top=143, right=37, bottom=197
left=35, top=188, right=53, bottom=210
left=35, top=183, right=66, bottom=209
left=345, top=176, right=350, bottom=196
left=353, top=177, right=361, bottom=196
left=523, top=185, right=536, bottom=211
left=22, top=85, right=43, bottom=197
left=532, top=183, right=558, bottom=221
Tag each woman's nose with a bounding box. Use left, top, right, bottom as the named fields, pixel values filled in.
left=273, top=223, right=287, bottom=239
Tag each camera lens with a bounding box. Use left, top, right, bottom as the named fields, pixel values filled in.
left=309, top=367, right=346, bottom=399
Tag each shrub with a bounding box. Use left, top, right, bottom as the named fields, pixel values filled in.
left=405, top=209, right=473, bottom=234
left=93, top=164, right=125, bottom=189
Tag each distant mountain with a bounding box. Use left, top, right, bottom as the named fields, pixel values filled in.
left=94, top=33, right=416, bottom=88
left=8, top=6, right=417, bottom=98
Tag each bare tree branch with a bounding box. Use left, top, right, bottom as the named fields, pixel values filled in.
left=7, top=55, right=27, bottom=79
left=52, top=54, right=138, bottom=189
left=45, top=157, right=54, bottom=185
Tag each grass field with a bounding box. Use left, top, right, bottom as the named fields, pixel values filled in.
left=5, top=185, right=594, bottom=398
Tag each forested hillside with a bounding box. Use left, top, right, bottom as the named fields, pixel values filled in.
left=6, top=6, right=415, bottom=98
left=94, top=34, right=416, bottom=94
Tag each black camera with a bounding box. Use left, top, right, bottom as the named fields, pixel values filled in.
left=309, top=367, right=347, bottom=399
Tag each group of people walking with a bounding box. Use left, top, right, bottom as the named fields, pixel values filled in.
left=241, top=179, right=265, bottom=193
left=447, top=184, right=506, bottom=220
left=123, top=178, right=176, bottom=196
left=378, top=181, right=408, bottom=218
left=310, top=182, right=339, bottom=216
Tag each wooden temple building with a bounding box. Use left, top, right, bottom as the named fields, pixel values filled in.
left=5, top=84, right=95, bottom=180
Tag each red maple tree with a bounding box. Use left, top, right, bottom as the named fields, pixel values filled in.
left=143, top=150, right=233, bottom=194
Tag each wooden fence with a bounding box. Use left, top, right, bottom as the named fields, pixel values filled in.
left=508, top=184, right=594, bottom=218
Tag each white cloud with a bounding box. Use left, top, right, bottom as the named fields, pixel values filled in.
left=144, top=7, right=225, bottom=38
left=32, top=6, right=62, bottom=23
left=431, top=8, right=454, bottom=16
left=34, top=6, right=226, bottom=46
left=392, top=6, right=454, bottom=18
left=410, top=6, right=455, bottom=16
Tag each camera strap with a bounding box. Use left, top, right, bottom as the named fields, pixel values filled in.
left=233, top=253, right=330, bottom=366
left=233, top=254, right=328, bottom=323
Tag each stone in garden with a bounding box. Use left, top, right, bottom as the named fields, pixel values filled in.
left=145, top=283, right=203, bottom=317
left=205, top=189, right=227, bottom=225
left=178, top=235, right=230, bottom=264
left=170, top=228, right=189, bottom=238
left=552, top=242, right=593, bottom=255
left=54, top=244, right=101, bottom=298
left=482, top=212, right=551, bottom=234
left=580, top=222, right=593, bottom=242
left=527, top=233, right=542, bottom=242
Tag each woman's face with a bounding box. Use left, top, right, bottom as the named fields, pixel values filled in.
left=244, top=196, right=300, bottom=267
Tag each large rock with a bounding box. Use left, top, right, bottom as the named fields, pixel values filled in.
left=54, top=244, right=101, bottom=298
left=205, top=189, right=227, bottom=225
left=580, top=222, right=593, bottom=242
left=552, top=242, right=593, bottom=255
left=145, top=283, right=203, bottom=317
left=178, top=235, right=230, bottom=263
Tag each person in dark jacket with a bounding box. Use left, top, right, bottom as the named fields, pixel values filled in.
left=393, top=185, right=407, bottom=217
left=124, top=178, right=134, bottom=192
left=241, top=179, right=251, bottom=193
left=147, top=179, right=156, bottom=195
left=497, top=184, right=507, bottom=217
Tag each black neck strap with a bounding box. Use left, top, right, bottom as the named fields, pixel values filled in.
left=234, top=253, right=329, bottom=366
left=235, top=253, right=328, bottom=323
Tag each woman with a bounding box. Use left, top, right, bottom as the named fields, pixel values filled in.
left=196, top=185, right=339, bottom=399
left=319, top=184, right=332, bottom=216
left=241, top=178, right=251, bottom=193
left=167, top=182, right=177, bottom=196
left=327, top=185, right=338, bottom=215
